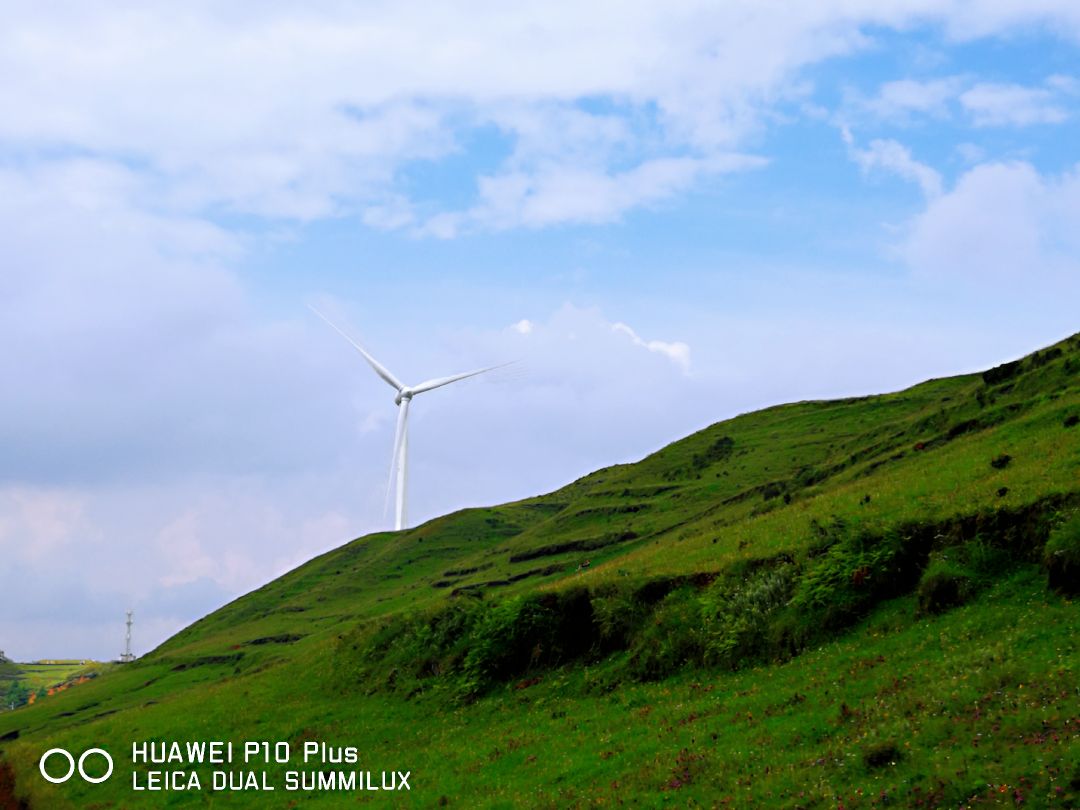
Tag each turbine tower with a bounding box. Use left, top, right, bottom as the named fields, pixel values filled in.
left=312, top=306, right=504, bottom=531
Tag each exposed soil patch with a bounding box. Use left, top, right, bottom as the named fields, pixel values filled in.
left=449, top=564, right=564, bottom=595
left=722, top=481, right=787, bottom=506
left=617, top=485, right=679, bottom=498
left=0, top=760, right=28, bottom=810
left=858, top=451, right=907, bottom=477
left=947, top=418, right=982, bottom=439
left=567, top=503, right=649, bottom=519
left=246, top=634, right=304, bottom=646
left=443, top=564, right=492, bottom=578
left=170, top=653, right=244, bottom=672
left=509, top=531, right=639, bottom=563
left=633, top=574, right=700, bottom=605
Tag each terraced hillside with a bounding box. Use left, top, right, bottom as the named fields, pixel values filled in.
left=1, top=332, right=1078, bottom=808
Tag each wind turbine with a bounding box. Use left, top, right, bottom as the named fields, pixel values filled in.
left=311, top=306, right=505, bottom=531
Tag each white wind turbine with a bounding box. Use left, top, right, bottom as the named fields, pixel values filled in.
left=311, top=306, right=505, bottom=531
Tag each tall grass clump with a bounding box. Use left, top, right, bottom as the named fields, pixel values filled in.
left=591, top=585, right=649, bottom=651
left=334, top=589, right=598, bottom=700
left=788, top=519, right=911, bottom=632
left=1043, top=511, right=1080, bottom=595
left=916, top=551, right=973, bottom=615
left=625, top=587, right=704, bottom=680
left=699, top=565, right=795, bottom=668
left=460, top=588, right=593, bottom=696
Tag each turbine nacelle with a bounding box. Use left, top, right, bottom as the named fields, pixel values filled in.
left=394, top=388, right=414, bottom=406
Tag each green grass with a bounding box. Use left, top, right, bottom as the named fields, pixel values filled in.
left=1, top=332, right=1079, bottom=808
left=2, top=661, right=107, bottom=716
left=12, top=662, right=103, bottom=693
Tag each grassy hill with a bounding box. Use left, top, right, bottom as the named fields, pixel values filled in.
left=1, top=332, right=1078, bottom=808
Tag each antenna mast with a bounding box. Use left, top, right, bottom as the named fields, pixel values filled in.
left=120, top=610, right=135, bottom=662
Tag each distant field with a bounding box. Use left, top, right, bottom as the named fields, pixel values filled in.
left=15, top=661, right=100, bottom=691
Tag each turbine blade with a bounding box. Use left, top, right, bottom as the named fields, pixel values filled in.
left=395, top=398, right=410, bottom=530
left=384, top=402, right=407, bottom=522
left=309, top=305, right=404, bottom=392
left=410, top=362, right=512, bottom=396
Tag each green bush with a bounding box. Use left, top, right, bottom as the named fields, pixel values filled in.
left=332, top=601, right=486, bottom=697
left=1043, top=512, right=1080, bottom=595
left=961, top=535, right=1010, bottom=580
left=916, top=552, right=973, bottom=615
left=405, top=603, right=477, bottom=679
left=789, top=520, right=908, bottom=630
left=3, top=680, right=30, bottom=709
left=460, top=597, right=552, bottom=695
left=459, top=588, right=595, bottom=697
left=591, top=585, right=647, bottom=650
left=699, top=566, right=794, bottom=668
left=913, top=535, right=1009, bottom=616
left=626, top=587, right=704, bottom=681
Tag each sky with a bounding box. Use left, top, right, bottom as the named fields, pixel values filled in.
left=1, top=1, right=1079, bottom=661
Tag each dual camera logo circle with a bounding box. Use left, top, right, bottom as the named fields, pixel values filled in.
left=38, top=748, right=114, bottom=784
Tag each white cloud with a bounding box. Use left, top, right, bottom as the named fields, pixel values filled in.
left=611, top=323, right=692, bottom=374
left=862, top=76, right=965, bottom=121
left=1, top=3, right=1078, bottom=235
left=954, top=142, right=986, bottom=164
left=0, top=489, right=97, bottom=565
left=361, top=195, right=417, bottom=231
left=511, top=319, right=534, bottom=335
left=959, top=82, right=1068, bottom=126
left=1046, top=73, right=1079, bottom=94
left=855, top=74, right=1076, bottom=129
left=0, top=479, right=367, bottom=658
left=428, top=154, right=766, bottom=235
left=904, top=160, right=1080, bottom=282
left=847, top=135, right=943, bottom=198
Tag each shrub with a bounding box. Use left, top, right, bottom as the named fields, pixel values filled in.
left=459, top=589, right=596, bottom=697
left=982, top=360, right=1022, bottom=385
left=690, top=435, right=735, bottom=469
left=917, top=553, right=973, bottom=615
left=1043, top=512, right=1080, bottom=596
left=460, top=597, right=552, bottom=695
left=699, top=566, right=794, bottom=668
left=591, top=586, right=647, bottom=651
left=960, top=535, right=1010, bottom=581
left=626, top=588, right=704, bottom=681
left=789, top=520, right=909, bottom=631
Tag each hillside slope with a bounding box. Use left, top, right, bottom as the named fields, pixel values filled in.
left=2, top=331, right=1079, bottom=808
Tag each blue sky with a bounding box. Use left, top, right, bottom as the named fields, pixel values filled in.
left=1, top=2, right=1079, bottom=660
